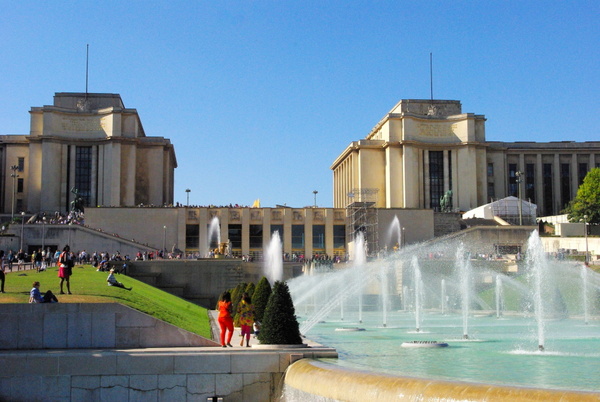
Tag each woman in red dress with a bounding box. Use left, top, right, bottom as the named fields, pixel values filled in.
left=58, top=245, right=72, bottom=294
left=218, top=291, right=234, bottom=347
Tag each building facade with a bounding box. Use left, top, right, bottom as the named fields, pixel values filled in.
left=331, top=99, right=600, bottom=216
left=1, top=93, right=177, bottom=215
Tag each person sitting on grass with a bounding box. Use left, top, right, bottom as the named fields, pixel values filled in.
left=29, top=281, right=59, bottom=303
left=106, top=268, right=132, bottom=291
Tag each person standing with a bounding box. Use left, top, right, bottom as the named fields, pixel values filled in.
left=237, top=292, right=255, bottom=347
left=58, top=245, right=73, bottom=295
left=0, top=250, right=5, bottom=293
left=217, top=291, right=234, bottom=348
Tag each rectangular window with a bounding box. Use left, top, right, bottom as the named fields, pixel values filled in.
left=249, top=225, right=263, bottom=248
left=17, top=157, right=24, bottom=172
left=312, top=225, right=325, bottom=250
left=292, top=225, right=304, bottom=249
left=579, top=163, right=588, bottom=186
left=560, top=163, right=571, bottom=209
left=270, top=224, right=283, bottom=240
left=429, top=151, right=444, bottom=210
left=228, top=224, right=242, bottom=249
left=16, top=198, right=23, bottom=213
left=487, top=162, right=494, bottom=177
left=333, top=225, right=346, bottom=249
left=487, top=182, right=495, bottom=201
left=526, top=163, right=535, bottom=203
left=185, top=224, right=199, bottom=249
left=508, top=163, right=518, bottom=197
left=543, top=163, right=553, bottom=215
left=75, top=146, right=92, bottom=206
left=17, top=178, right=24, bottom=193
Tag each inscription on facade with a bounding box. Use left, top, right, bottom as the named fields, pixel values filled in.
left=417, top=123, right=458, bottom=138
left=60, top=117, right=105, bottom=132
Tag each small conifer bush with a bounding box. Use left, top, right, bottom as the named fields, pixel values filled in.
left=252, top=276, right=272, bottom=322
left=258, top=281, right=302, bottom=345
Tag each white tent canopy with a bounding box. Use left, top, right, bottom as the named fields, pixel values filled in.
left=462, top=196, right=537, bottom=225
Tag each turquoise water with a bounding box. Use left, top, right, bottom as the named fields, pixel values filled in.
left=304, top=311, right=600, bottom=393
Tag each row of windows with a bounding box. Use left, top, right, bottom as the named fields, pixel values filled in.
left=490, top=161, right=600, bottom=216
left=185, top=224, right=346, bottom=250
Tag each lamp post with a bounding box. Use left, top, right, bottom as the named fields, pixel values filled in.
left=20, top=211, right=25, bottom=252
left=42, top=217, right=46, bottom=251
left=163, top=225, right=167, bottom=254
left=515, top=171, right=523, bottom=226
left=185, top=189, right=191, bottom=207
left=10, top=165, right=19, bottom=220
left=313, top=190, right=318, bottom=207
left=581, top=215, right=589, bottom=264
left=401, top=227, right=406, bottom=248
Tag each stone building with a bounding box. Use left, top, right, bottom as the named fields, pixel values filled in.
left=331, top=99, right=600, bottom=216
left=1, top=92, right=177, bottom=215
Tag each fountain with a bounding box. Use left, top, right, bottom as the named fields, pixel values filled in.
left=265, top=230, right=283, bottom=284
left=287, top=230, right=600, bottom=396
left=207, top=216, right=221, bottom=256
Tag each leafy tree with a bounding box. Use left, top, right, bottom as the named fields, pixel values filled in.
left=258, top=281, right=302, bottom=345
left=565, top=168, right=600, bottom=224
left=252, top=276, right=272, bottom=322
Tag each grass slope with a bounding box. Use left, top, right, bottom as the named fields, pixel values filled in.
left=0, top=264, right=212, bottom=339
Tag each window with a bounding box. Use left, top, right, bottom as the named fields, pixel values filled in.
left=271, top=225, right=283, bottom=240
left=560, top=163, right=571, bottom=209
left=429, top=151, right=444, bottom=210
left=333, top=225, right=346, bottom=249
left=228, top=224, right=242, bottom=249
left=292, top=225, right=304, bottom=249
left=249, top=225, right=263, bottom=248
left=487, top=162, right=494, bottom=177
left=543, top=163, right=553, bottom=215
left=185, top=224, right=199, bottom=249
left=508, top=163, right=518, bottom=197
left=488, top=182, right=495, bottom=201
left=17, top=157, right=24, bottom=172
left=17, top=178, right=24, bottom=193
left=75, top=147, right=92, bottom=206
left=313, top=225, right=325, bottom=250
left=579, top=163, right=588, bottom=186
left=526, top=163, right=535, bottom=203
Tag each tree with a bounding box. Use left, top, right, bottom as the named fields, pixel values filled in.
left=258, top=281, right=302, bottom=345
left=565, top=168, right=600, bottom=224
left=252, top=276, right=272, bottom=323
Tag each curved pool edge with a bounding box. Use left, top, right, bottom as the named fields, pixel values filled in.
left=284, top=359, right=600, bottom=401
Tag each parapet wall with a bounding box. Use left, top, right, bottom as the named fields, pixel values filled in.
left=0, top=303, right=218, bottom=350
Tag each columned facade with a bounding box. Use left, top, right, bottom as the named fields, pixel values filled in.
left=332, top=99, right=600, bottom=216
left=1, top=93, right=177, bottom=214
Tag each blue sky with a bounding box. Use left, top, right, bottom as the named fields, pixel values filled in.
left=1, top=1, right=598, bottom=208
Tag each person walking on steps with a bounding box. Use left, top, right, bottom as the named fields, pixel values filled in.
left=217, top=291, right=234, bottom=348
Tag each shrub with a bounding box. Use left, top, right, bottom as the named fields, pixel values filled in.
left=258, top=281, right=302, bottom=345
left=252, top=276, right=272, bottom=322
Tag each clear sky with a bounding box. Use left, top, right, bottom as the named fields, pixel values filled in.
left=1, top=1, right=598, bottom=208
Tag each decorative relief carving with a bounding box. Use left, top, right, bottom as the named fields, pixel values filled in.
left=334, top=211, right=345, bottom=221
left=293, top=210, right=304, bottom=222
left=187, top=210, right=198, bottom=220
left=272, top=210, right=282, bottom=221
left=209, top=210, right=219, bottom=219
left=314, top=210, right=324, bottom=222
left=251, top=210, right=262, bottom=221
left=229, top=210, right=240, bottom=221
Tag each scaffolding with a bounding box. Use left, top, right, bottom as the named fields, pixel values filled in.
left=346, top=188, right=379, bottom=256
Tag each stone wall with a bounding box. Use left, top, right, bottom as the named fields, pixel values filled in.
left=0, top=303, right=218, bottom=350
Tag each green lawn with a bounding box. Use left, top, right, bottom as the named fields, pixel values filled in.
left=0, top=264, right=212, bottom=339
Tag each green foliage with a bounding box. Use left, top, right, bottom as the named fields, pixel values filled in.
left=0, top=265, right=211, bottom=338
left=252, top=276, right=272, bottom=322
left=231, top=282, right=247, bottom=326
left=245, top=282, right=256, bottom=299
left=565, top=168, right=600, bottom=224
left=258, top=281, right=302, bottom=345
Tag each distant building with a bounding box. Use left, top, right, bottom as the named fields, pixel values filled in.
left=1, top=92, right=177, bottom=215
left=331, top=99, right=600, bottom=216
